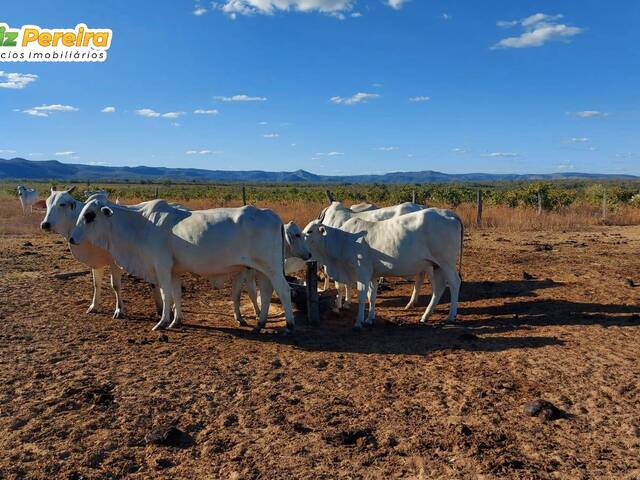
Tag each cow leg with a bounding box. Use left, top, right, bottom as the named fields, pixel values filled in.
left=152, top=284, right=163, bottom=315
left=87, top=267, right=104, bottom=314
left=354, top=281, right=368, bottom=330
left=343, top=283, right=352, bottom=307
left=245, top=271, right=261, bottom=320
left=110, top=266, right=125, bottom=319
left=334, top=281, right=344, bottom=312
left=405, top=271, right=425, bottom=309
left=420, top=267, right=447, bottom=323
left=366, top=278, right=379, bottom=326
left=269, top=273, right=295, bottom=332
left=152, top=269, right=173, bottom=331
left=231, top=271, right=250, bottom=326
left=168, top=276, right=182, bottom=329
left=254, top=272, right=273, bottom=331
left=321, top=267, right=331, bottom=292
left=441, top=266, right=461, bottom=322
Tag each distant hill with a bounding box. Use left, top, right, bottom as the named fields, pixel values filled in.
left=0, top=157, right=637, bottom=184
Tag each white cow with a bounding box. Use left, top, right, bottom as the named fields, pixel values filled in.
left=304, top=208, right=463, bottom=328
left=41, top=187, right=162, bottom=318
left=225, top=221, right=311, bottom=326
left=318, top=201, right=425, bottom=308
left=70, top=198, right=298, bottom=332
left=17, top=186, right=38, bottom=214
left=349, top=202, right=378, bottom=213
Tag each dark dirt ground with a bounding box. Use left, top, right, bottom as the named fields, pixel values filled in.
left=1, top=218, right=639, bottom=479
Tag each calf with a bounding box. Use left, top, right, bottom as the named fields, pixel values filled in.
left=17, top=186, right=37, bottom=214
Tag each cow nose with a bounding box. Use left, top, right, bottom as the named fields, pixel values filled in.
left=41, top=222, right=51, bottom=231
left=69, top=237, right=77, bottom=245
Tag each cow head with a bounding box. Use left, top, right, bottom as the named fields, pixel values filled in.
left=284, top=222, right=311, bottom=261
left=69, top=197, right=114, bottom=246
left=302, top=219, right=330, bottom=258
left=41, top=186, right=78, bottom=235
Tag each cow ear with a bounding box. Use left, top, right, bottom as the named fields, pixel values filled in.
left=50, top=186, right=54, bottom=194
left=101, top=206, right=114, bottom=217
left=67, top=185, right=76, bottom=194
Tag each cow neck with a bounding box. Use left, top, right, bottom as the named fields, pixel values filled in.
left=62, top=199, right=86, bottom=241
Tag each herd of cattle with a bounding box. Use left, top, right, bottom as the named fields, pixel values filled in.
left=17, top=185, right=464, bottom=332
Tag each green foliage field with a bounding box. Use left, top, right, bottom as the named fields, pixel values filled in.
left=3, top=179, right=640, bottom=211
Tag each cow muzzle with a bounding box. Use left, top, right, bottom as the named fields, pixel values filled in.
left=69, top=237, right=78, bottom=245
left=41, top=222, right=51, bottom=231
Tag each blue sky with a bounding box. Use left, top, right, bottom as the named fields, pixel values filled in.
left=1, top=0, right=639, bottom=175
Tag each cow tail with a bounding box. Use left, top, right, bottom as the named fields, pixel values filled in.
left=458, top=217, right=464, bottom=280
left=281, top=223, right=287, bottom=279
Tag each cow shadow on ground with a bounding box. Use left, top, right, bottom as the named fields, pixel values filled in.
left=376, top=279, right=560, bottom=308
left=177, top=296, right=639, bottom=356
left=180, top=321, right=566, bottom=356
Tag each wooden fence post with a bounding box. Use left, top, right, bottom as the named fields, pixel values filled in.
left=306, top=261, right=319, bottom=325
left=476, top=189, right=483, bottom=227
left=602, top=189, right=607, bottom=219
left=242, top=185, right=247, bottom=206
left=325, top=190, right=334, bottom=203
left=154, top=186, right=159, bottom=199
left=412, top=190, right=416, bottom=204
left=537, top=191, right=543, bottom=215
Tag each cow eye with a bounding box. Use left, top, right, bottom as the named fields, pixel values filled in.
left=60, top=203, right=66, bottom=207
left=295, top=233, right=301, bottom=238
left=84, top=211, right=96, bottom=223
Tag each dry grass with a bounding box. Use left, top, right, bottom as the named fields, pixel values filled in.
left=1, top=193, right=638, bottom=238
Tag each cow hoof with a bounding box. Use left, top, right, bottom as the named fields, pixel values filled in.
left=168, top=321, right=181, bottom=329
left=404, top=303, right=414, bottom=310
left=237, top=320, right=249, bottom=327
left=352, top=325, right=363, bottom=332
left=252, top=326, right=263, bottom=334
left=86, top=305, right=98, bottom=314
left=343, top=302, right=351, bottom=308
left=113, top=310, right=124, bottom=319
left=152, top=322, right=168, bottom=331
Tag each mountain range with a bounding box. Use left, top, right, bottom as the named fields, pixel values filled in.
left=1, top=158, right=636, bottom=184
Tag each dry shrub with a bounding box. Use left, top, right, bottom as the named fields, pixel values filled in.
left=1, top=191, right=638, bottom=238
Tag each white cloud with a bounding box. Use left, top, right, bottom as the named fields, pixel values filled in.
left=571, top=137, right=589, bottom=143
left=482, top=152, right=519, bottom=157
left=387, top=0, right=409, bottom=10
left=216, top=0, right=354, bottom=18
left=452, top=147, right=469, bottom=154
left=55, top=151, right=76, bottom=156
left=0, top=149, right=17, bottom=154
left=409, top=96, right=430, bottom=102
left=135, top=108, right=161, bottom=118
left=327, top=151, right=344, bottom=156
left=0, top=71, right=38, bottom=89
left=135, top=108, right=186, bottom=119
left=263, top=133, right=279, bottom=138
left=441, top=12, right=451, bottom=20
left=161, top=111, right=186, bottom=118
left=194, top=108, right=219, bottom=115
left=186, top=149, right=218, bottom=155
left=330, top=92, right=379, bottom=105
left=101, top=106, right=116, bottom=113
left=376, top=146, right=399, bottom=151
left=351, top=12, right=362, bottom=17
left=493, top=13, right=582, bottom=49
left=216, top=94, right=267, bottom=102
left=20, top=104, right=78, bottom=117
left=193, top=7, right=208, bottom=15
left=171, top=122, right=181, bottom=127
left=570, top=110, right=608, bottom=118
